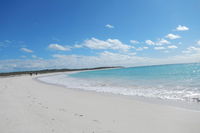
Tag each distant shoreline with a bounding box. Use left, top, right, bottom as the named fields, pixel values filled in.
left=1, top=62, right=199, bottom=77
left=0, top=66, right=123, bottom=77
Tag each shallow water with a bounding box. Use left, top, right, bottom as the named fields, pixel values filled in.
left=38, top=63, right=200, bottom=104
left=70, top=63, right=200, bottom=102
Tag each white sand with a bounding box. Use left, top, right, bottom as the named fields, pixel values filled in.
left=0, top=73, right=200, bottom=133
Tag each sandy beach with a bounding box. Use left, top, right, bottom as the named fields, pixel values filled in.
left=0, top=73, right=200, bottom=133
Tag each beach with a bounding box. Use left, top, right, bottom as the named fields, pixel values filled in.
left=1, top=73, right=200, bottom=133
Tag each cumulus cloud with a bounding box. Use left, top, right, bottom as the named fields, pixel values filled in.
left=83, top=38, right=132, bottom=51
left=130, top=40, right=139, bottom=44
left=48, top=44, right=70, bottom=51
left=154, top=47, right=165, bottom=50
left=20, top=48, right=33, bottom=53
left=157, top=39, right=170, bottom=45
left=105, top=24, right=114, bottom=29
left=168, top=45, right=178, bottom=49
left=176, top=25, right=189, bottom=31
left=145, top=40, right=155, bottom=45
left=146, top=39, right=170, bottom=46
left=166, top=34, right=181, bottom=40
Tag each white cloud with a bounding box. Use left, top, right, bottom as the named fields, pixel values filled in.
left=130, top=40, right=139, bottom=44
left=136, top=47, right=148, bottom=51
left=197, top=40, right=200, bottom=45
left=48, top=44, right=70, bottom=51
left=154, top=47, right=165, bottom=50
left=83, top=38, right=109, bottom=49
left=20, top=48, right=33, bottom=53
left=146, top=39, right=170, bottom=46
left=168, top=45, right=178, bottom=49
left=187, top=46, right=200, bottom=52
left=176, top=25, right=189, bottom=31
left=182, top=46, right=200, bottom=54
left=105, top=24, right=114, bottom=29
left=145, top=40, right=155, bottom=45
left=166, top=34, right=181, bottom=40
left=83, top=38, right=132, bottom=51
left=157, top=39, right=170, bottom=45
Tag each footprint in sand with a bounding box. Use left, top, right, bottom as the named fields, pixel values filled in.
left=74, top=113, right=84, bottom=117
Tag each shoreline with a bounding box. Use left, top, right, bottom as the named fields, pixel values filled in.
left=36, top=71, right=200, bottom=112
left=1, top=73, right=200, bottom=133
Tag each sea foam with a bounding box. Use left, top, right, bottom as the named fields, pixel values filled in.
left=37, top=65, right=200, bottom=103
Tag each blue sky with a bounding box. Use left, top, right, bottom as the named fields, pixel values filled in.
left=0, top=0, right=200, bottom=72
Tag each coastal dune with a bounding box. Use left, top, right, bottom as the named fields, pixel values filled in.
left=0, top=73, right=200, bottom=133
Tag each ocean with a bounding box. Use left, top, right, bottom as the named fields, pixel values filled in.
left=38, top=63, right=200, bottom=106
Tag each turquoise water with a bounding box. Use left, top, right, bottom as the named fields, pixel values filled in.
left=70, top=63, right=200, bottom=102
